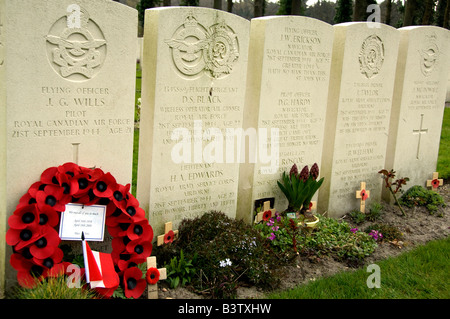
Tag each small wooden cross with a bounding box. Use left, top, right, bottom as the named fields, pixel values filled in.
left=426, top=172, right=444, bottom=191
left=356, top=182, right=370, bottom=213
left=255, top=201, right=276, bottom=223
left=146, top=256, right=167, bottom=299
left=157, top=221, right=179, bottom=246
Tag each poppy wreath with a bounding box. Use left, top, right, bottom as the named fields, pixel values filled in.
left=5, top=162, right=153, bottom=298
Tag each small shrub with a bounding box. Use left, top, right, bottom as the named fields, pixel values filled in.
left=366, top=202, right=384, bottom=221
left=398, top=185, right=445, bottom=214
left=364, top=223, right=404, bottom=242
left=349, top=209, right=366, bottom=225
left=254, top=212, right=304, bottom=260
left=165, top=249, right=197, bottom=289
left=161, top=211, right=283, bottom=298
left=300, top=217, right=377, bottom=261
left=12, top=275, right=97, bottom=299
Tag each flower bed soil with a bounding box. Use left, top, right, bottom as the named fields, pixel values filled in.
left=158, top=184, right=450, bottom=299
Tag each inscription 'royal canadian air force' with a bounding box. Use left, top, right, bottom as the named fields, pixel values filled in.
left=165, top=11, right=239, bottom=79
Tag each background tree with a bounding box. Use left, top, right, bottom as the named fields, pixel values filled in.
left=180, top=0, right=199, bottom=6
left=305, top=0, right=337, bottom=25
left=227, top=0, right=233, bottom=12
left=137, top=0, right=160, bottom=29
left=353, top=0, right=366, bottom=20
left=214, top=0, right=222, bottom=10
left=334, top=0, right=353, bottom=23
left=292, top=0, right=305, bottom=15
left=255, top=0, right=265, bottom=17
left=384, top=0, right=392, bottom=25
left=403, top=0, right=418, bottom=26
left=435, top=0, right=450, bottom=28
left=421, top=0, right=436, bottom=25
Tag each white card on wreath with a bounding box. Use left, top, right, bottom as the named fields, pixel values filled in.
left=59, top=203, right=107, bottom=241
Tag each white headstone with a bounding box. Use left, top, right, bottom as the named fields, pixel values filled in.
left=318, top=22, right=400, bottom=218
left=136, top=7, right=249, bottom=235
left=384, top=26, right=450, bottom=197
left=0, top=0, right=137, bottom=294
left=236, top=16, right=334, bottom=223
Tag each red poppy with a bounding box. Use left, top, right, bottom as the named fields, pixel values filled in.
left=29, top=227, right=60, bottom=259
left=10, top=253, right=46, bottom=288
left=8, top=204, right=39, bottom=229
left=117, top=254, right=147, bottom=272
left=79, top=166, right=103, bottom=181
left=17, top=191, right=37, bottom=209
left=123, top=267, right=146, bottom=299
left=360, top=189, right=369, bottom=201
left=93, top=172, right=117, bottom=198
left=36, top=205, right=60, bottom=228
left=262, top=210, right=272, bottom=221
left=146, top=267, right=160, bottom=285
left=123, top=194, right=144, bottom=219
left=69, top=172, right=93, bottom=197
left=164, top=230, right=175, bottom=244
left=112, top=183, right=131, bottom=210
left=33, top=247, right=65, bottom=277
left=6, top=223, right=41, bottom=250
left=127, top=220, right=153, bottom=242
left=126, top=238, right=152, bottom=259
left=35, top=184, right=66, bottom=212
left=431, top=179, right=440, bottom=189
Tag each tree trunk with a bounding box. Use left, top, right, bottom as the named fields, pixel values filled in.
left=227, top=0, right=233, bottom=13
left=353, top=0, right=367, bottom=21
left=214, top=0, right=222, bottom=10
left=444, top=0, right=450, bottom=28
left=385, top=0, right=392, bottom=25
left=291, top=0, right=302, bottom=15
left=403, top=0, right=418, bottom=26
left=254, top=0, right=264, bottom=17
left=163, top=0, right=171, bottom=6
left=422, top=0, right=434, bottom=25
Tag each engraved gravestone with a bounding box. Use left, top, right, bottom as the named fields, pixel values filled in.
left=384, top=26, right=450, bottom=198
left=236, top=16, right=334, bottom=223
left=318, top=22, right=400, bottom=218
left=0, top=0, right=137, bottom=294
left=136, top=7, right=249, bottom=236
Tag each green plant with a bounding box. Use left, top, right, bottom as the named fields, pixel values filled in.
left=254, top=213, right=304, bottom=259
left=300, top=217, right=377, bottom=261
left=366, top=201, right=384, bottom=221
left=169, top=211, right=282, bottom=298
left=379, top=169, right=409, bottom=216
left=364, top=223, right=404, bottom=242
left=398, top=185, right=446, bottom=214
left=349, top=209, right=366, bottom=225
left=165, top=249, right=197, bottom=289
left=277, top=163, right=324, bottom=221
left=12, top=275, right=97, bottom=299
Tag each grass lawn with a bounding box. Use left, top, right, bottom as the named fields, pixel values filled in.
left=437, top=107, right=450, bottom=180
left=267, top=237, right=450, bottom=299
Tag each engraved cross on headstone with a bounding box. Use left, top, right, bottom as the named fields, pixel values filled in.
left=412, top=114, right=428, bottom=160
left=72, top=142, right=80, bottom=164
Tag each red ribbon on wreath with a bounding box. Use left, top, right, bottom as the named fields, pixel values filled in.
left=6, top=162, right=153, bottom=298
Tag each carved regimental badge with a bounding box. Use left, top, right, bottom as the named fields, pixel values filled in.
left=46, top=5, right=106, bottom=81
left=419, top=34, right=439, bottom=77
left=359, top=35, right=384, bottom=79
left=166, top=12, right=239, bottom=79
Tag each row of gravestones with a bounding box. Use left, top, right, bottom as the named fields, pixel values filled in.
left=1, top=0, right=449, bottom=295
